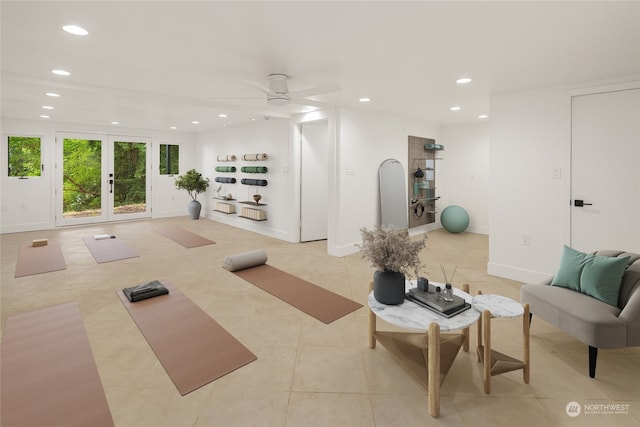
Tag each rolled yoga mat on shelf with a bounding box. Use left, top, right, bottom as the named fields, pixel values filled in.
left=215, top=177, right=237, bottom=184
left=225, top=249, right=362, bottom=324
left=241, top=178, right=268, bottom=186
left=117, top=280, right=257, bottom=395
left=1, top=302, right=114, bottom=427
left=241, top=166, right=268, bottom=174
left=216, top=154, right=237, bottom=162
left=15, top=240, right=67, bottom=278
left=215, top=166, right=236, bottom=173
left=241, top=153, right=268, bottom=161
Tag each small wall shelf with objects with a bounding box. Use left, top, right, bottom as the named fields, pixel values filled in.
left=213, top=201, right=236, bottom=214
left=239, top=206, right=267, bottom=221
left=408, top=135, right=442, bottom=229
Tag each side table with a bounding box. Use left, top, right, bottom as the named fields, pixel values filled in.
left=368, top=281, right=480, bottom=417
left=472, top=293, right=530, bottom=394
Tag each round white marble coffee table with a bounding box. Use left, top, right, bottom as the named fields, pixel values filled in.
left=368, top=281, right=480, bottom=417
left=471, top=293, right=530, bottom=394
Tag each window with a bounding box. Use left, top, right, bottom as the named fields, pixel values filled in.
left=8, top=136, right=42, bottom=177
left=159, top=144, right=179, bottom=175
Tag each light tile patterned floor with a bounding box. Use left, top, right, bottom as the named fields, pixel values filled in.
left=1, top=218, right=639, bottom=426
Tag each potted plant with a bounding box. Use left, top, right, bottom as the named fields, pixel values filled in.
left=175, top=169, right=210, bottom=219
left=358, top=226, right=427, bottom=304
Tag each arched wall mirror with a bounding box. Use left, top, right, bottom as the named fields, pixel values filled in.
left=379, top=159, right=408, bottom=229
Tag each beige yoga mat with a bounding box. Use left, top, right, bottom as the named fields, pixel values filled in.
left=117, top=280, right=256, bottom=395
left=82, top=235, right=139, bottom=263
left=232, top=264, right=362, bottom=324
left=155, top=226, right=215, bottom=248
left=0, top=302, right=114, bottom=427
left=14, top=240, right=66, bottom=278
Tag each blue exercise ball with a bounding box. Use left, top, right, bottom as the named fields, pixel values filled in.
left=440, top=205, right=469, bottom=233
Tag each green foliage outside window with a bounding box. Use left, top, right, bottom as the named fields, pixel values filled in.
left=63, top=138, right=102, bottom=214
left=159, top=144, right=179, bottom=175
left=8, top=136, right=41, bottom=177
left=113, top=141, right=146, bottom=208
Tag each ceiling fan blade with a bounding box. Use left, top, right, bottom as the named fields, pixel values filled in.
left=290, top=98, right=334, bottom=109
left=288, top=84, right=341, bottom=99
left=246, top=79, right=274, bottom=95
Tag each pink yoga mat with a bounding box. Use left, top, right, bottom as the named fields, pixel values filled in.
left=117, top=280, right=256, bottom=395
left=232, top=264, right=362, bottom=324
left=0, top=302, right=114, bottom=427
left=154, top=226, right=215, bottom=248
left=14, top=240, right=66, bottom=278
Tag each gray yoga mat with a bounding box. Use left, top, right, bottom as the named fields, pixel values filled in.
left=82, top=235, right=139, bottom=263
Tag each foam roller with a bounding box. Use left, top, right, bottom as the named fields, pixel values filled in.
left=223, top=249, right=268, bottom=272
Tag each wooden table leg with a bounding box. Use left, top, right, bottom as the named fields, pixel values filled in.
left=368, top=281, right=376, bottom=349
left=483, top=310, right=491, bottom=394
left=462, top=283, right=470, bottom=352
left=428, top=322, right=441, bottom=417
left=523, top=303, right=530, bottom=383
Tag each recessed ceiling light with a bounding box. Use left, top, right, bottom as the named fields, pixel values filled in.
left=111, top=121, right=119, bottom=125
left=52, top=69, right=70, bottom=76
left=192, top=121, right=200, bottom=124
left=46, top=92, right=60, bottom=97
left=63, top=25, right=88, bottom=36
left=359, top=97, right=371, bottom=102
left=218, top=114, right=227, bottom=118
left=251, top=118, right=256, bottom=121
left=478, top=114, right=489, bottom=119
left=170, top=126, right=177, bottom=130
left=450, top=106, right=461, bottom=111
left=42, top=105, right=54, bottom=110
left=40, top=115, right=50, bottom=119
left=456, top=77, right=472, bottom=84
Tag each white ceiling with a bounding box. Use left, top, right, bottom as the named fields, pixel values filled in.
left=2, top=1, right=639, bottom=133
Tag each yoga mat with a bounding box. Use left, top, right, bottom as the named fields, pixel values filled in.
left=155, top=226, right=215, bottom=248
left=241, top=178, right=268, bottom=186
left=241, top=166, right=268, bottom=173
left=215, top=177, right=237, bottom=183
left=117, top=281, right=256, bottom=395
left=82, top=235, right=139, bottom=263
left=232, top=264, right=362, bottom=324
left=14, top=240, right=66, bottom=278
left=0, top=302, right=114, bottom=427
left=217, top=154, right=237, bottom=162
left=241, top=153, right=268, bottom=161
left=215, top=166, right=236, bottom=173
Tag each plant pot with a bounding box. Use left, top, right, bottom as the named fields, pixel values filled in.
left=373, top=269, right=406, bottom=305
left=188, top=200, right=202, bottom=220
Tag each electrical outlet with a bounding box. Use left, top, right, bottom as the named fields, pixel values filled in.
left=552, top=168, right=562, bottom=179
left=521, top=233, right=531, bottom=246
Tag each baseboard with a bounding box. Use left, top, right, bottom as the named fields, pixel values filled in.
left=487, top=261, right=550, bottom=284
left=1, top=221, right=53, bottom=234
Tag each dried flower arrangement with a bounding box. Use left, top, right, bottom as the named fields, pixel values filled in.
left=357, top=226, right=427, bottom=279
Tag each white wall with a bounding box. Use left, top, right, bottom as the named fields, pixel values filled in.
left=197, top=118, right=297, bottom=242
left=332, top=107, right=440, bottom=256
left=488, top=87, right=570, bottom=283
left=439, top=123, right=490, bottom=234
left=0, top=118, right=197, bottom=233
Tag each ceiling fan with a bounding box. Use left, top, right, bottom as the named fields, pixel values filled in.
left=248, top=73, right=340, bottom=108
left=209, top=73, right=340, bottom=113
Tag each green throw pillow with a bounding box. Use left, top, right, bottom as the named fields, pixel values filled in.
left=551, top=245, right=589, bottom=291
left=580, top=255, right=629, bottom=306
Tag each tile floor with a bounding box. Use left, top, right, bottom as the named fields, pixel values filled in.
left=1, top=217, right=639, bottom=426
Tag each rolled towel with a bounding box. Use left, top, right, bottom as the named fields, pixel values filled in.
left=241, top=153, right=268, bottom=161
left=223, top=249, right=268, bottom=272
left=241, top=178, right=268, bottom=186
left=215, top=177, right=237, bottom=184
left=241, top=166, right=268, bottom=173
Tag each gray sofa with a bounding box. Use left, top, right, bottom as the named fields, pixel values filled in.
left=521, top=250, right=640, bottom=378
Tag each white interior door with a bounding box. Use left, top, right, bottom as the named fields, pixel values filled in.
left=300, top=121, right=329, bottom=242
left=571, top=88, right=640, bottom=252
left=56, top=132, right=151, bottom=226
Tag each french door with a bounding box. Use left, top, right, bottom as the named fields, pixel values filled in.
left=56, top=132, right=152, bottom=226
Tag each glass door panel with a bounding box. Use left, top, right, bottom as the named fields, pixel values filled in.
left=108, top=136, right=151, bottom=221
left=56, top=133, right=108, bottom=226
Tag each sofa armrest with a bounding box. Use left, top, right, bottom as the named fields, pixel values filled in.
left=619, top=283, right=640, bottom=323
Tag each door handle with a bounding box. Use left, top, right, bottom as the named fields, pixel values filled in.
left=574, top=199, right=592, bottom=207
left=109, top=173, right=114, bottom=194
